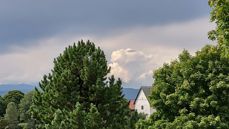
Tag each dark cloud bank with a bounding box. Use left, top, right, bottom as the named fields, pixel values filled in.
left=0, top=0, right=210, bottom=52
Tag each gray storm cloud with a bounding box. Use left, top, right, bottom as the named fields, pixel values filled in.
left=0, top=0, right=210, bottom=52
left=0, top=16, right=214, bottom=88
left=0, top=1, right=214, bottom=88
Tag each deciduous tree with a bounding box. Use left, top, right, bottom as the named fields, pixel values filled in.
left=3, top=90, right=24, bottom=106
left=136, top=0, right=229, bottom=128
left=19, top=91, right=34, bottom=122
left=4, top=102, right=19, bottom=129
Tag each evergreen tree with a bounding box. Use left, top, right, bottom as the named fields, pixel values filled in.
left=4, top=102, right=19, bottom=129
left=136, top=0, right=229, bottom=129
left=30, top=40, right=138, bottom=128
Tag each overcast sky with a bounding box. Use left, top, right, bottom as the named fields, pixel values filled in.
left=0, top=0, right=215, bottom=88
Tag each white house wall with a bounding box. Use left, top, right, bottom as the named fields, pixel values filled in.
left=135, top=90, right=152, bottom=116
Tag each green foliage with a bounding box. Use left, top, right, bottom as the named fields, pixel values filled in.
left=4, top=102, right=20, bottom=129
left=137, top=1, right=229, bottom=128
left=18, top=120, right=35, bottom=129
left=137, top=46, right=229, bottom=129
left=0, top=118, right=8, bottom=129
left=0, top=96, right=6, bottom=117
left=30, top=40, right=138, bottom=128
left=0, top=91, right=34, bottom=128
left=44, top=103, right=103, bottom=129
left=18, top=91, right=36, bottom=129
left=19, top=91, right=34, bottom=122
left=208, top=0, right=229, bottom=57
left=3, top=90, right=24, bottom=106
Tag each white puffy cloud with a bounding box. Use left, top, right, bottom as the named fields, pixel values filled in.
left=109, top=62, right=130, bottom=82
left=109, top=49, right=158, bottom=87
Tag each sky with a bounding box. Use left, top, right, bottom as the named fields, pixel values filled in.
left=0, top=0, right=215, bottom=88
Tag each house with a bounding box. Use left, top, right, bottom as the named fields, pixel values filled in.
left=128, top=86, right=155, bottom=117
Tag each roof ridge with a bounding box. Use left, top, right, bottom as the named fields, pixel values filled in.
left=134, top=86, right=152, bottom=104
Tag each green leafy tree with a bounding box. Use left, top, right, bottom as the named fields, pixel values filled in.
left=30, top=40, right=138, bottom=129
left=4, top=102, right=19, bottom=129
left=138, top=48, right=229, bottom=129
left=137, top=0, right=229, bottom=129
left=19, top=91, right=34, bottom=122
left=4, top=90, right=24, bottom=106
left=18, top=91, right=35, bottom=129
left=0, top=118, right=8, bottom=129
left=208, top=0, right=229, bottom=58
left=0, top=96, right=6, bottom=117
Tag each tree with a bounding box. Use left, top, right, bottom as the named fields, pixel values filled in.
left=136, top=0, right=229, bottom=128
left=208, top=0, right=229, bottom=58
left=18, top=91, right=35, bottom=129
left=19, top=91, right=34, bottom=122
left=137, top=48, right=229, bottom=129
left=3, top=90, right=24, bottom=106
left=44, top=103, right=103, bottom=129
left=0, top=118, right=8, bottom=129
left=30, top=40, right=138, bottom=128
left=0, top=96, right=6, bottom=117
left=4, top=102, right=19, bottom=129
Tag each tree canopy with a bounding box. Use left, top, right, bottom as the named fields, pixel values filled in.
left=30, top=40, right=138, bottom=129
left=19, top=91, right=34, bottom=122
left=208, top=0, right=229, bottom=57
left=137, top=46, right=229, bottom=129
left=0, top=96, right=6, bottom=117
left=3, top=90, right=24, bottom=106
left=136, top=0, right=229, bottom=129
left=4, top=102, right=19, bottom=129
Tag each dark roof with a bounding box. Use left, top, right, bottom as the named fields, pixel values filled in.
left=134, top=86, right=152, bottom=104
left=141, top=86, right=151, bottom=97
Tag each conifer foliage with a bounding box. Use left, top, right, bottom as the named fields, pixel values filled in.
left=30, top=40, right=137, bottom=129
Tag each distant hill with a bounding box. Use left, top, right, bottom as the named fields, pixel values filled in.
left=0, top=84, right=139, bottom=100
left=0, top=84, right=36, bottom=96
left=122, top=88, right=139, bottom=100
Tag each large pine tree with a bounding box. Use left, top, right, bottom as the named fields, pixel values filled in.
left=30, top=40, right=138, bottom=129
